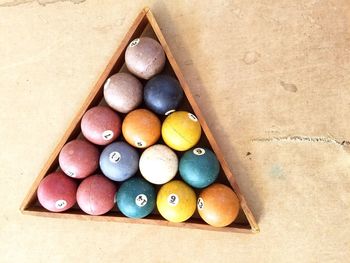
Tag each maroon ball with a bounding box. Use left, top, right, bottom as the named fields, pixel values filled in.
left=76, top=174, right=117, bottom=215
left=59, top=139, right=99, bottom=179
left=81, top=106, right=121, bottom=145
left=37, top=171, right=77, bottom=212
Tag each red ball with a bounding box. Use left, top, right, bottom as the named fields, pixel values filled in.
left=59, top=139, right=99, bottom=179
left=76, top=174, right=117, bottom=215
left=37, top=171, right=77, bottom=212
left=81, top=106, right=121, bottom=145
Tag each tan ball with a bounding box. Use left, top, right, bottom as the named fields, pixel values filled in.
left=125, top=37, right=166, bottom=79
left=103, top=73, right=143, bottom=113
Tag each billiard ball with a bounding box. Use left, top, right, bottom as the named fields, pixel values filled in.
left=139, top=144, right=178, bottom=185
left=197, top=184, right=240, bottom=227
left=144, top=74, right=183, bottom=115
left=156, top=180, right=196, bottom=222
left=99, top=141, right=139, bottom=182
left=37, top=171, right=77, bottom=212
left=122, top=109, right=161, bottom=148
left=81, top=106, right=121, bottom=145
left=125, top=37, right=166, bottom=79
left=103, top=72, right=143, bottom=113
left=76, top=174, right=117, bottom=215
left=162, top=111, right=201, bottom=151
left=116, top=177, right=156, bottom=218
left=179, top=147, right=219, bottom=188
left=59, top=139, right=99, bottom=179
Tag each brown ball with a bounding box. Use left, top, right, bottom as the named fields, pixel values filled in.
left=198, top=184, right=240, bottom=227
left=104, top=73, right=143, bottom=113
left=59, top=139, right=99, bottom=179
left=122, top=109, right=161, bottom=148
left=81, top=106, right=121, bottom=145
left=125, top=37, right=166, bottom=79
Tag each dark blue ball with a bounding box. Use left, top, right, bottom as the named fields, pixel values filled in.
left=100, top=141, right=139, bottom=182
left=116, top=177, right=156, bottom=218
left=144, top=74, right=183, bottom=115
left=179, top=147, right=220, bottom=188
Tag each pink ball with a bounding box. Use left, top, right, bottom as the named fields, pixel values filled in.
left=37, top=171, right=77, bottom=212
left=81, top=106, right=121, bottom=145
left=76, top=174, right=117, bottom=215
left=59, top=139, right=99, bottom=179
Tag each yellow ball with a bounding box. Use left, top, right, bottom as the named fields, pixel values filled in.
left=162, top=111, right=201, bottom=151
left=156, top=180, right=196, bottom=222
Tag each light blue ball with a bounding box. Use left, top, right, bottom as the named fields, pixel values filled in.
left=100, top=141, right=139, bottom=182
left=179, top=147, right=220, bottom=188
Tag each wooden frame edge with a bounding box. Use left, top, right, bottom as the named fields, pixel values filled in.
left=22, top=208, right=253, bottom=234
left=146, top=10, right=260, bottom=233
left=20, top=8, right=149, bottom=212
left=20, top=7, right=260, bottom=234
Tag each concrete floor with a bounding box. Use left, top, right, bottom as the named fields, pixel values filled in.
left=0, top=1, right=349, bottom=262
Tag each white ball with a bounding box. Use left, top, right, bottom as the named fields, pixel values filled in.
left=139, top=144, right=178, bottom=185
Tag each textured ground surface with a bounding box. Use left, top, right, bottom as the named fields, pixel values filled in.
left=0, top=1, right=349, bottom=262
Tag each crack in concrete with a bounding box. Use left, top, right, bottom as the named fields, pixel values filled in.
left=252, top=135, right=350, bottom=147
left=0, top=0, right=86, bottom=7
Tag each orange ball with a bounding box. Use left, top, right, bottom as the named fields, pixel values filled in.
left=122, top=109, right=161, bottom=148
left=197, top=184, right=240, bottom=227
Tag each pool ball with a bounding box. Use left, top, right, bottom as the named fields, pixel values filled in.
left=162, top=111, right=201, bottom=151
left=144, top=74, right=183, bottom=115
left=179, top=147, right=220, bottom=188
left=139, top=144, right=178, bottom=185
left=116, top=177, right=156, bottom=218
left=197, top=184, right=240, bottom=227
left=99, top=141, right=139, bottom=182
left=156, top=180, right=196, bottom=222
left=122, top=109, right=161, bottom=148
left=103, top=72, right=143, bottom=113
left=59, top=139, right=99, bottom=179
left=125, top=37, right=166, bottom=79
left=37, top=171, right=77, bottom=212
left=76, top=174, right=117, bottom=215
left=81, top=106, right=121, bottom=145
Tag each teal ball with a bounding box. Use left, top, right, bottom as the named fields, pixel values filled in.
left=116, top=177, right=156, bottom=218
left=179, top=147, right=220, bottom=188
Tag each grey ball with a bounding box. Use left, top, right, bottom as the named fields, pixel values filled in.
left=125, top=37, right=166, bottom=80
left=100, top=142, right=139, bottom=182
left=104, top=73, right=143, bottom=114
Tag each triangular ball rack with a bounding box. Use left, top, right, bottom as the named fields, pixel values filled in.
left=20, top=8, right=259, bottom=234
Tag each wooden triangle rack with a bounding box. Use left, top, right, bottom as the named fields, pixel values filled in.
left=20, top=7, right=259, bottom=234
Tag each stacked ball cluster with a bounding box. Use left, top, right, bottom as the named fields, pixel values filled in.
left=37, top=37, right=240, bottom=227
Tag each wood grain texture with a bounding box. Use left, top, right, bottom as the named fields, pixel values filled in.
left=22, top=207, right=253, bottom=234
